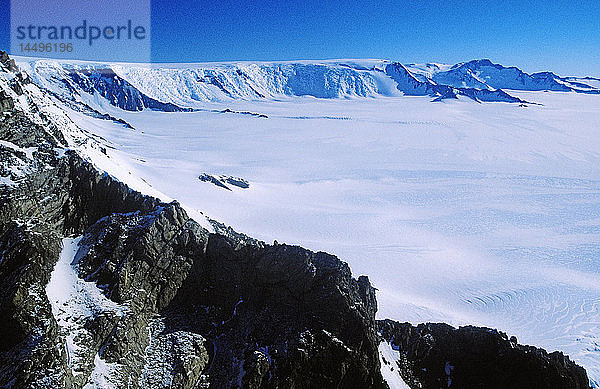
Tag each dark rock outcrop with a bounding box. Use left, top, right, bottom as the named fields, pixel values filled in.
left=199, top=173, right=250, bottom=190
left=378, top=319, right=590, bottom=389
left=163, top=235, right=382, bottom=388
left=1, top=51, right=18, bottom=73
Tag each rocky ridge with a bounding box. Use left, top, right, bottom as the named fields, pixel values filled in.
left=378, top=320, right=590, bottom=389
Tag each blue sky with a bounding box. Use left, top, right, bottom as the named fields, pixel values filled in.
left=1, top=0, right=599, bottom=76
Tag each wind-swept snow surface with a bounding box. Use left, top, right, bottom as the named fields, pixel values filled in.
left=41, top=71, right=600, bottom=386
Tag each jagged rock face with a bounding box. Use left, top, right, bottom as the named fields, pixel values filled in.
left=163, top=235, right=383, bottom=388
left=0, top=64, right=73, bottom=386
left=1, top=52, right=18, bottom=73
left=66, top=204, right=384, bottom=388
left=55, top=204, right=212, bottom=388
left=76, top=205, right=206, bottom=310
left=0, top=90, right=14, bottom=112
left=0, top=221, right=71, bottom=388
left=378, top=320, right=591, bottom=389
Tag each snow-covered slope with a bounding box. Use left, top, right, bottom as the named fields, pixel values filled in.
left=565, top=76, right=600, bottom=90
left=379, top=341, right=411, bottom=389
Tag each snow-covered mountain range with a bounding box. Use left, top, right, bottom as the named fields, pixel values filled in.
left=17, top=57, right=600, bottom=113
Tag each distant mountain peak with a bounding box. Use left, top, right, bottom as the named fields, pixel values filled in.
left=464, top=58, right=495, bottom=67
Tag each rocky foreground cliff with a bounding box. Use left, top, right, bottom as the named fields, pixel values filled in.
left=0, top=51, right=592, bottom=388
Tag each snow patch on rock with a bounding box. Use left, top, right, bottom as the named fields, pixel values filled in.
left=379, top=340, right=411, bottom=389
left=46, top=237, right=127, bottom=384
